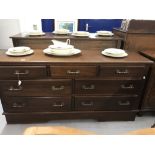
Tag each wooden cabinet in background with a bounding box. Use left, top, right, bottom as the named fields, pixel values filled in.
left=10, top=33, right=122, bottom=51
left=113, top=20, right=155, bottom=51
left=139, top=51, right=155, bottom=111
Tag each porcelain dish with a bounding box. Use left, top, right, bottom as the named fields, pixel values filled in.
left=8, top=46, right=31, bottom=53
left=6, top=49, right=34, bottom=56
left=28, top=32, right=45, bottom=36
left=96, top=31, right=114, bottom=36
left=101, top=48, right=128, bottom=58
left=43, top=48, right=81, bottom=56
left=72, top=31, right=90, bottom=37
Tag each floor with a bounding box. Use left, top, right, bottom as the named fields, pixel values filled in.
left=0, top=102, right=155, bottom=135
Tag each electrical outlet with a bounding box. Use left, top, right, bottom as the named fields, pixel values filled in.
left=33, top=24, right=38, bottom=30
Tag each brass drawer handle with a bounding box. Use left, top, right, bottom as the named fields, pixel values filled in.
left=121, top=84, right=134, bottom=89
left=14, top=70, right=29, bottom=75
left=67, top=70, right=80, bottom=74
left=8, top=86, right=22, bottom=91
left=81, top=101, right=94, bottom=106
left=53, top=102, right=65, bottom=107
left=116, top=69, right=128, bottom=74
left=51, top=86, right=65, bottom=91
left=82, top=84, right=95, bottom=90
left=12, top=102, right=25, bottom=108
left=118, top=101, right=130, bottom=106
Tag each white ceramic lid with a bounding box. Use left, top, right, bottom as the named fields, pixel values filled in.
left=103, top=48, right=126, bottom=55
left=8, top=46, right=31, bottom=53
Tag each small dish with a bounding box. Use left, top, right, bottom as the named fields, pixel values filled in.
left=43, top=48, right=81, bottom=56
left=101, top=50, right=128, bottom=58
left=6, top=50, right=34, bottom=56
left=28, top=32, right=45, bottom=36
left=72, top=31, right=90, bottom=37
left=8, top=46, right=31, bottom=53
left=53, top=29, right=70, bottom=35
left=96, top=31, right=113, bottom=36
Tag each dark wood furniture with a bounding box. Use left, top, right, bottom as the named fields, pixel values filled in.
left=10, top=33, right=122, bottom=50
left=113, top=20, right=155, bottom=51
left=0, top=49, right=152, bottom=123
left=139, top=50, right=155, bottom=112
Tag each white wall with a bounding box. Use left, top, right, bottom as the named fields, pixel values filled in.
left=0, top=19, right=42, bottom=49
left=19, top=18, right=42, bottom=33
left=0, top=19, right=21, bottom=49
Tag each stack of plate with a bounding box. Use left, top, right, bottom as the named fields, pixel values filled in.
left=28, top=31, right=45, bottom=36
left=72, top=31, right=90, bottom=37
left=101, top=48, right=128, bottom=58
left=43, top=40, right=81, bottom=56
left=96, top=31, right=114, bottom=36
left=53, top=29, right=70, bottom=35
left=6, top=46, right=34, bottom=56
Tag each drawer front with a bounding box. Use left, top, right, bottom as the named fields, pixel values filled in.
left=74, top=96, right=140, bottom=111
left=100, top=66, right=146, bottom=79
left=75, top=79, right=144, bottom=95
left=0, top=66, right=47, bottom=79
left=50, top=66, right=97, bottom=78
left=2, top=97, right=71, bottom=112
left=0, top=79, right=72, bottom=96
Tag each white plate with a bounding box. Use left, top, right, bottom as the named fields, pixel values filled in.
left=6, top=50, right=34, bottom=56
left=96, top=31, right=114, bottom=36
left=49, top=44, right=74, bottom=49
left=103, top=48, right=126, bottom=55
left=97, top=33, right=114, bottom=36
left=101, top=51, right=128, bottom=58
left=72, top=31, right=90, bottom=37
left=43, top=48, right=81, bottom=56
left=8, top=46, right=31, bottom=53
left=52, top=31, right=70, bottom=35
left=28, top=32, right=45, bottom=36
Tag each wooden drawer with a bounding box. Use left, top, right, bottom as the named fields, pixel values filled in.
left=74, top=96, right=140, bottom=111
left=1, top=97, right=71, bottom=112
left=100, top=65, right=146, bottom=79
left=0, top=79, right=72, bottom=96
left=0, top=66, right=47, bottom=79
left=50, top=66, right=97, bottom=78
left=75, top=79, right=144, bottom=95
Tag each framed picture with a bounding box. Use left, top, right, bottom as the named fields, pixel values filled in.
left=54, top=19, right=78, bottom=32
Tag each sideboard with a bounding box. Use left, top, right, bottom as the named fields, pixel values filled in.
left=10, top=33, right=122, bottom=50
left=0, top=49, right=152, bottom=123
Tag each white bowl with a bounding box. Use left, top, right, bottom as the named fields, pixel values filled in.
left=49, top=44, right=74, bottom=50
left=72, top=31, right=90, bottom=36
left=96, top=31, right=113, bottom=36
left=8, top=46, right=31, bottom=53
left=103, top=48, right=126, bottom=55
left=53, top=29, right=70, bottom=34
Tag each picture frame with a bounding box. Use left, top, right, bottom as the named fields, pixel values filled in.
left=54, top=19, right=78, bottom=32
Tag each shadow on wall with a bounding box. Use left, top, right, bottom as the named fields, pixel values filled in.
left=41, top=19, right=122, bottom=32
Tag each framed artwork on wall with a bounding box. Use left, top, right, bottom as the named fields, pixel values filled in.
left=54, top=19, right=78, bottom=32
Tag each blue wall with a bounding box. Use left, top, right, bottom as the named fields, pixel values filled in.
left=41, top=19, right=54, bottom=32
left=78, top=19, right=122, bottom=32
left=41, top=19, right=122, bottom=32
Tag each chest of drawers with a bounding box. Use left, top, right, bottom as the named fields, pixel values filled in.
left=0, top=49, right=152, bottom=123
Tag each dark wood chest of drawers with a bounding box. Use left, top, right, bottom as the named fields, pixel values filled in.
left=0, top=49, right=152, bottom=123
